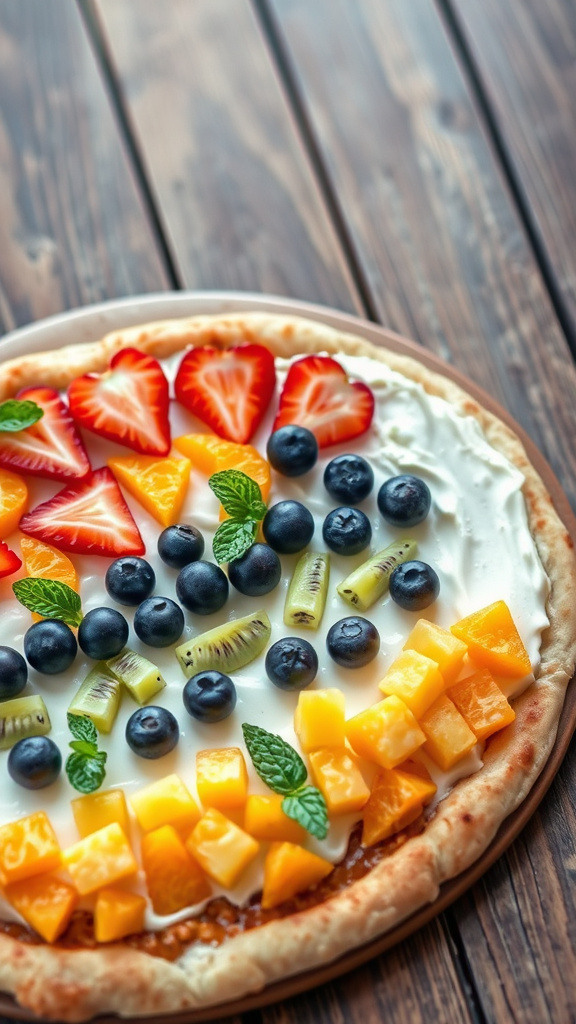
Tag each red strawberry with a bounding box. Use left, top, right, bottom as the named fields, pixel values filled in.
left=273, top=355, right=375, bottom=447
left=0, top=388, right=91, bottom=481
left=0, top=540, right=22, bottom=579
left=174, top=344, right=276, bottom=444
left=19, top=467, right=145, bottom=558
left=68, top=348, right=171, bottom=456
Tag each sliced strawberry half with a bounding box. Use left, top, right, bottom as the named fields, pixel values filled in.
left=273, top=355, right=375, bottom=448
left=68, top=348, right=171, bottom=456
left=0, top=540, right=22, bottom=579
left=0, top=387, right=91, bottom=481
left=174, top=344, right=276, bottom=444
left=19, top=467, right=145, bottom=558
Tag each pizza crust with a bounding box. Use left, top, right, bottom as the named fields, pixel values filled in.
left=1, top=312, right=575, bottom=1021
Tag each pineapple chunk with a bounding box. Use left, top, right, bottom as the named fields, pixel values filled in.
left=346, top=696, right=426, bottom=769
left=362, top=768, right=437, bottom=846
left=196, top=748, right=248, bottom=810
left=309, top=748, right=370, bottom=815
left=187, top=808, right=259, bottom=888
left=94, top=888, right=147, bottom=942
left=141, top=825, right=210, bottom=915
left=0, top=812, right=61, bottom=885
left=378, top=649, right=444, bottom=718
left=294, top=689, right=346, bottom=752
left=262, top=842, right=333, bottom=909
left=5, top=873, right=78, bottom=943
left=130, top=774, right=201, bottom=833
left=449, top=669, right=515, bottom=739
left=403, top=619, right=467, bottom=685
left=71, top=788, right=130, bottom=839
left=244, top=794, right=307, bottom=844
left=450, top=600, right=531, bottom=678
left=62, top=822, right=137, bottom=896
left=419, top=695, right=477, bottom=770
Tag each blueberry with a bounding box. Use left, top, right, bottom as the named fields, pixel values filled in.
left=377, top=475, right=431, bottom=528
left=125, top=706, right=179, bottom=759
left=389, top=560, right=440, bottom=611
left=322, top=507, right=372, bottom=556
left=324, top=454, right=374, bottom=505
left=8, top=736, right=62, bottom=789
left=158, top=524, right=205, bottom=569
left=183, top=670, right=237, bottom=723
left=0, top=646, right=28, bottom=699
left=78, top=607, right=129, bottom=660
left=105, top=556, right=156, bottom=606
left=176, top=561, right=229, bottom=615
left=262, top=501, right=315, bottom=555
left=24, top=620, right=77, bottom=675
left=134, top=597, right=184, bottom=647
left=228, top=544, right=281, bottom=597
left=326, top=616, right=380, bottom=668
left=265, top=637, right=318, bottom=691
left=266, top=425, right=318, bottom=477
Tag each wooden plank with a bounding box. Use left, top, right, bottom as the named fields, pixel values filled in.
left=0, top=0, right=169, bottom=336
left=94, top=0, right=359, bottom=309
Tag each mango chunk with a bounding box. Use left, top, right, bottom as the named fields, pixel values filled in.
left=362, top=768, right=437, bottom=846
left=309, top=748, right=370, bottom=815
left=0, top=812, right=61, bottom=885
left=196, top=748, right=248, bottom=810
left=244, top=794, right=307, bottom=844
left=419, top=695, right=477, bottom=771
left=449, top=669, right=515, bottom=740
left=108, top=455, right=191, bottom=528
left=346, top=696, right=426, bottom=769
left=142, top=824, right=211, bottom=915
left=94, top=887, right=147, bottom=943
left=378, top=649, right=444, bottom=718
left=450, top=600, right=531, bottom=678
left=5, top=872, right=78, bottom=943
left=130, top=774, right=201, bottom=833
left=403, top=618, right=468, bottom=685
left=187, top=809, right=259, bottom=888
left=294, top=689, right=346, bottom=752
left=62, top=822, right=137, bottom=896
left=174, top=435, right=271, bottom=502
left=71, top=788, right=130, bottom=839
left=262, top=842, right=333, bottom=909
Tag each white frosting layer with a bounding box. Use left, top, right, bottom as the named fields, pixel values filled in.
left=0, top=351, right=550, bottom=929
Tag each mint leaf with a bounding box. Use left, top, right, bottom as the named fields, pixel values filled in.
left=13, top=578, right=83, bottom=627
left=212, top=518, right=257, bottom=564
left=209, top=470, right=264, bottom=520
left=67, top=712, right=98, bottom=746
left=242, top=723, right=308, bottom=795
left=65, top=751, right=107, bottom=794
left=0, top=399, right=43, bottom=432
left=69, top=740, right=98, bottom=757
left=283, top=787, right=329, bottom=840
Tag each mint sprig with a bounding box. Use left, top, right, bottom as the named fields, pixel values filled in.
left=65, top=713, right=107, bottom=794
left=242, top=723, right=329, bottom=840
left=0, top=399, right=43, bottom=432
left=12, top=578, right=83, bottom=627
left=209, top=469, right=268, bottom=564
left=212, top=518, right=258, bottom=564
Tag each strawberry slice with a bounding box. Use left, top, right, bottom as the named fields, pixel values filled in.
left=174, top=344, right=276, bottom=444
left=273, top=355, right=375, bottom=448
left=0, top=540, right=22, bottom=579
left=19, top=467, right=145, bottom=558
left=68, top=348, right=171, bottom=456
left=0, top=388, right=91, bottom=481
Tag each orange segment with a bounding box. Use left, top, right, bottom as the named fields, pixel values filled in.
left=174, top=434, right=270, bottom=519
left=20, top=536, right=79, bottom=622
left=173, top=434, right=228, bottom=474
left=0, top=469, right=28, bottom=537
left=108, top=455, right=191, bottom=528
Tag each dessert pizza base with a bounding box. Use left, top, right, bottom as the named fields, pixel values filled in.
left=1, top=310, right=575, bottom=1022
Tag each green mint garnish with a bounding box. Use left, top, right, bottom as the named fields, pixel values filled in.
left=12, top=578, right=83, bottom=627
left=0, top=399, right=43, bottom=432
left=282, top=787, right=329, bottom=841
left=65, top=713, right=107, bottom=794
left=68, top=713, right=98, bottom=745
left=209, top=469, right=268, bottom=564
left=212, top=518, right=258, bottom=564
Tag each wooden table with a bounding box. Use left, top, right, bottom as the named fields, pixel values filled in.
left=1, top=2, right=575, bottom=1022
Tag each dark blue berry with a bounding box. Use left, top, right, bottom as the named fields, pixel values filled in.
left=24, top=620, right=77, bottom=675
left=262, top=501, right=315, bottom=555
left=8, top=736, right=62, bottom=789
left=324, top=454, right=374, bottom=504
left=78, top=607, right=129, bottom=660
left=183, top=670, right=237, bottom=723
left=389, top=560, right=440, bottom=611
left=326, top=616, right=380, bottom=668
left=158, top=524, right=205, bottom=569
left=322, top=507, right=372, bottom=556
left=377, top=475, right=431, bottom=528
left=134, top=597, right=184, bottom=647
left=125, top=706, right=179, bottom=759
left=176, top=561, right=228, bottom=615
left=228, top=544, right=281, bottom=597
left=266, top=425, right=318, bottom=477
left=265, top=637, right=318, bottom=691
left=0, top=646, right=28, bottom=699
left=105, top=556, right=156, bottom=606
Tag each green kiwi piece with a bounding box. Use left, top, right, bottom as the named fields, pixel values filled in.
left=0, top=694, right=51, bottom=750
left=284, top=552, right=330, bottom=630
left=176, top=610, right=271, bottom=676
left=68, top=663, right=122, bottom=734
left=106, top=648, right=166, bottom=706
left=337, top=538, right=418, bottom=611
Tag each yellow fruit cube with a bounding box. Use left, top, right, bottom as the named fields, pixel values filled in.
left=5, top=872, right=78, bottom=943
left=403, top=619, right=468, bottom=685
left=262, top=842, right=333, bottom=909
left=244, top=794, right=307, bottom=844
left=196, top=748, right=248, bottom=810
left=309, top=748, right=370, bottom=815
left=378, top=649, right=445, bottom=718
left=130, top=774, right=201, bottom=833
left=187, top=809, right=259, bottom=888
left=294, top=689, right=346, bottom=752
left=451, top=600, right=531, bottom=678
left=449, top=669, right=516, bottom=740
left=419, top=695, right=477, bottom=770
left=71, top=788, right=130, bottom=839
left=0, top=812, right=61, bottom=885
left=94, top=888, right=147, bottom=943
left=141, top=825, right=210, bottom=915
left=108, top=455, right=191, bottom=528
left=346, top=696, right=426, bottom=770
left=62, top=822, right=138, bottom=896
left=362, top=768, right=438, bottom=846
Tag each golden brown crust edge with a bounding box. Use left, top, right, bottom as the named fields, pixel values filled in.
left=0, top=312, right=575, bottom=1022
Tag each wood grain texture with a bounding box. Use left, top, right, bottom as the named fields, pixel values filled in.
left=94, top=0, right=359, bottom=309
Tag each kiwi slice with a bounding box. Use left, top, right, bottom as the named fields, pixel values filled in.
left=284, top=552, right=330, bottom=630
left=68, top=663, right=122, bottom=734
left=0, top=694, right=51, bottom=750
left=107, top=648, right=166, bottom=706
left=176, top=610, right=271, bottom=676
left=337, top=538, right=418, bottom=611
